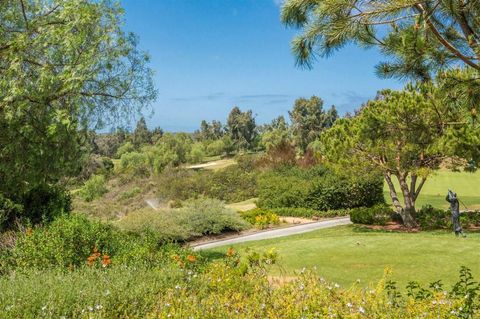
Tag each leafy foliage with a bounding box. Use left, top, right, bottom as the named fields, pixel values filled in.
left=116, top=198, right=249, bottom=242
left=0, top=0, right=156, bottom=207
left=241, top=208, right=280, bottom=229
left=227, top=106, right=257, bottom=151
left=349, top=205, right=396, bottom=226
left=289, top=96, right=337, bottom=152
left=281, top=0, right=480, bottom=80
left=417, top=205, right=480, bottom=230
left=79, top=175, right=108, bottom=202
left=271, top=207, right=350, bottom=219
left=257, top=166, right=384, bottom=211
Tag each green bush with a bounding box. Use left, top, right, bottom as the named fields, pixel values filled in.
left=119, top=186, right=142, bottom=200
left=79, top=175, right=108, bottom=202
left=115, top=208, right=190, bottom=243
left=349, top=205, right=394, bottom=225
left=116, top=198, right=250, bottom=242
left=188, top=142, right=205, bottom=163
left=115, top=141, right=135, bottom=158
left=156, top=163, right=257, bottom=203
left=21, top=184, right=71, bottom=225
left=271, top=207, right=350, bottom=218
left=119, top=151, right=151, bottom=176
left=417, top=205, right=480, bottom=230
left=241, top=208, right=280, bottom=229
left=0, top=194, right=23, bottom=231
left=257, top=166, right=384, bottom=211
left=178, top=198, right=250, bottom=236
left=8, top=214, right=120, bottom=270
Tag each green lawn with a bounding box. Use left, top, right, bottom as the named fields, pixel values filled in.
left=205, top=226, right=480, bottom=288
left=384, top=169, right=480, bottom=209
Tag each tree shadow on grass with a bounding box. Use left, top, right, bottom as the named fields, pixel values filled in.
left=197, top=250, right=226, bottom=262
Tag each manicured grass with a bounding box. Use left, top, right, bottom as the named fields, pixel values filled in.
left=206, top=225, right=480, bottom=288
left=384, top=169, right=480, bottom=209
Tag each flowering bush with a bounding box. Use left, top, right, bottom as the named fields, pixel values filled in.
left=241, top=208, right=280, bottom=229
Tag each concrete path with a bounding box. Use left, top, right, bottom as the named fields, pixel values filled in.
left=192, top=217, right=351, bottom=250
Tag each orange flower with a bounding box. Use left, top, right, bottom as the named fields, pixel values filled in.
left=226, top=248, right=235, bottom=257
left=102, top=254, right=111, bottom=267
left=172, top=255, right=181, bottom=261
left=25, top=228, right=33, bottom=236
left=186, top=255, right=196, bottom=263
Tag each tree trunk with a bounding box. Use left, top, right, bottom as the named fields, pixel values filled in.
left=397, top=173, right=417, bottom=228
left=384, top=173, right=403, bottom=213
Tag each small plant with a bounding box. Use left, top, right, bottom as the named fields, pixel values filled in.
left=119, top=187, right=141, bottom=200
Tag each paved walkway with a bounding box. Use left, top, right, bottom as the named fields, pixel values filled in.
left=192, top=217, right=351, bottom=250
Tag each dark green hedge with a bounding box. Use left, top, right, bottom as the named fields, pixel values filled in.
left=349, top=205, right=395, bottom=226
left=417, top=205, right=480, bottom=230
left=271, top=207, right=350, bottom=219
left=257, top=166, right=384, bottom=211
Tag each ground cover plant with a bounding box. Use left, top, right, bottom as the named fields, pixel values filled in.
left=1, top=245, right=479, bottom=318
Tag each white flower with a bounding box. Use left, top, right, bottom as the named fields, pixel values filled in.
left=95, top=304, right=103, bottom=310
left=175, top=284, right=181, bottom=290
left=165, top=303, right=171, bottom=307
left=41, top=305, right=47, bottom=311
left=334, top=283, right=340, bottom=288
left=88, top=306, right=94, bottom=312
left=358, top=306, right=365, bottom=314
left=347, top=303, right=352, bottom=308
left=299, top=284, right=305, bottom=290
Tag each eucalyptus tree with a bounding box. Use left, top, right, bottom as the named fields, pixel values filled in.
left=289, top=96, right=337, bottom=152
left=0, top=1, right=156, bottom=200
left=226, top=106, right=257, bottom=151
left=319, top=87, right=471, bottom=227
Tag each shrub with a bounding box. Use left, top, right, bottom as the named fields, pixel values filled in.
left=349, top=205, right=394, bottom=225
left=417, top=205, right=480, bottom=230
left=115, top=208, right=190, bottom=243
left=178, top=198, right=250, bottom=236
left=119, top=186, right=142, bottom=200
left=9, top=214, right=120, bottom=270
left=156, top=162, right=257, bottom=203
left=0, top=194, right=23, bottom=231
left=119, top=151, right=151, bottom=176
left=272, top=207, right=350, bottom=219
left=79, top=175, right=108, bottom=202
left=116, top=199, right=250, bottom=242
left=20, top=184, right=71, bottom=225
left=78, top=154, right=114, bottom=181
left=115, top=141, right=135, bottom=158
left=206, top=139, right=227, bottom=156
left=188, top=142, right=205, bottom=163
left=257, top=166, right=384, bottom=211
left=241, top=208, right=280, bottom=229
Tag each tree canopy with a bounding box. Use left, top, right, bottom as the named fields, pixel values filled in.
left=289, top=96, right=337, bottom=152
left=0, top=0, right=156, bottom=200
left=318, top=86, right=472, bottom=227
left=226, top=106, right=257, bottom=151
left=281, top=0, right=480, bottom=81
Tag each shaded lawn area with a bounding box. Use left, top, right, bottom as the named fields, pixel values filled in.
left=204, top=225, right=480, bottom=288
left=384, top=169, right=480, bottom=210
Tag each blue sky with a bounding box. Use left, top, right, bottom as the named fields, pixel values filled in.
left=121, top=0, right=403, bottom=132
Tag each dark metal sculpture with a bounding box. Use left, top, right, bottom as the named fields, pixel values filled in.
left=445, top=190, right=466, bottom=237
